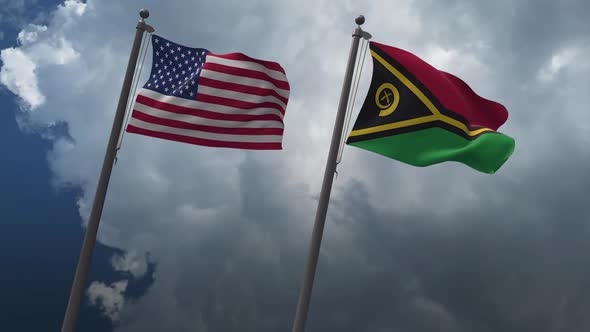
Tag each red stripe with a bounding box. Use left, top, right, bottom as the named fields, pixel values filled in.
left=196, top=94, right=285, bottom=115
left=131, top=110, right=284, bottom=136
left=126, top=124, right=282, bottom=150
left=136, top=94, right=284, bottom=122
left=439, top=71, right=508, bottom=129
left=199, top=77, right=289, bottom=105
left=371, top=42, right=508, bottom=130
left=207, top=52, right=286, bottom=74
left=202, top=63, right=290, bottom=91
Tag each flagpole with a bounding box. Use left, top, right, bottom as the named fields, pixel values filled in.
left=60, top=9, right=154, bottom=332
left=291, top=15, right=366, bottom=332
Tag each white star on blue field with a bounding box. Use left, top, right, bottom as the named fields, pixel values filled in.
left=146, top=35, right=208, bottom=98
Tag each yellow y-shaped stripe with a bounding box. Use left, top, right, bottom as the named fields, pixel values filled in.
left=350, top=50, right=493, bottom=138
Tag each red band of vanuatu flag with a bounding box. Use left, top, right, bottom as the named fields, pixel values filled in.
left=346, top=41, right=515, bottom=174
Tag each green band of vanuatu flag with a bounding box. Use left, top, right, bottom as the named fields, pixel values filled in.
left=346, top=41, right=515, bottom=174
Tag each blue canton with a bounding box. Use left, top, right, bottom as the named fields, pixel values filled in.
left=144, top=35, right=209, bottom=100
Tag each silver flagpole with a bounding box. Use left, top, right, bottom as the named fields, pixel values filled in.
left=292, top=15, right=367, bottom=332
left=61, top=9, right=155, bottom=332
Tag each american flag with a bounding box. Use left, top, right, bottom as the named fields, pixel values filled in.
left=126, top=35, right=290, bottom=150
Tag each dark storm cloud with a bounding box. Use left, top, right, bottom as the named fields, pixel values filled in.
left=411, top=0, right=590, bottom=64
left=117, top=137, right=590, bottom=332
left=116, top=0, right=590, bottom=329
left=299, top=135, right=590, bottom=332
left=409, top=0, right=590, bottom=125
left=113, top=155, right=310, bottom=332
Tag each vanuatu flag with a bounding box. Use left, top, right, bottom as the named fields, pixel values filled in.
left=346, top=42, right=515, bottom=174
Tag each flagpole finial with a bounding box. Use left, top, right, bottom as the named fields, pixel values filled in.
left=137, top=9, right=155, bottom=33
left=139, top=9, right=150, bottom=20
left=355, top=15, right=365, bottom=26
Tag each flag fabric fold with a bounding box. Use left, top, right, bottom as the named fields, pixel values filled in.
left=346, top=41, right=515, bottom=174
left=127, top=35, right=290, bottom=150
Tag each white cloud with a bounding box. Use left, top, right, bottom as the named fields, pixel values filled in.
left=411, top=296, right=457, bottom=330
left=0, top=1, right=84, bottom=110
left=111, top=252, right=149, bottom=278
left=87, top=280, right=128, bottom=321
left=17, top=24, right=48, bottom=44
left=0, top=47, right=44, bottom=108
left=537, top=47, right=579, bottom=82
left=61, top=0, right=86, bottom=17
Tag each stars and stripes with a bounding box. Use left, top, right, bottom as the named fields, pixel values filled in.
left=126, top=35, right=290, bottom=150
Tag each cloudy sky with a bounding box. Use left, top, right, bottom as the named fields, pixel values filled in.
left=1, top=0, right=590, bottom=331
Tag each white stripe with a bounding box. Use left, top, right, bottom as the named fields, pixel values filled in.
left=137, top=89, right=285, bottom=120
left=199, top=70, right=290, bottom=99
left=128, top=117, right=283, bottom=143
left=134, top=102, right=284, bottom=129
left=197, top=85, right=287, bottom=110
left=205, top=55, right=288, bottom=82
